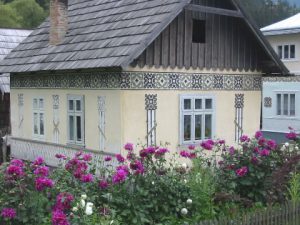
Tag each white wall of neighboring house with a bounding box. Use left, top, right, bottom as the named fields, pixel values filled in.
left=262, top=19, right=300, bottom=141
left=266, top=33, right=300, bottom=75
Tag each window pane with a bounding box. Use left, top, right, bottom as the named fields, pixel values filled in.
left=290, top=45, right=295, bottom=59
left=40, top=113, right=44, bottom=135
left=290, top=94, right=295, bottom=116
left=195, top=99, right=202, bottom=109
left=33, top=99, right=38, bottom=109
left=76, top=116, right=82, bottom=142
left=284, top=45, right=289, bottom=59
left=184, top=115, right=191, bottom=141
left=69, top=116, right=74, bottom=141
left=277, top=94, right=281, bottom=115
left=69, top=100, right=74, bottom=111
left=34, top=113, right=38, bottom=134
left=277, top=46, right=282, bottom=59
left=195, top=115, right=202, bottom=140
left=39, top=99, right=44, bottom=109
left=76, top=100, right=81, bottom=111
left=283, top=94, right=289, bottom=115
left=184, top=99, right=191, bottom=110
left=205, top=99, right=212, bottom=109
left=205, top=115, right=212, bottom=139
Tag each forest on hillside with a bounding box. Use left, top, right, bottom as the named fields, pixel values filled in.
left=0, top=0, right=299, bottom=29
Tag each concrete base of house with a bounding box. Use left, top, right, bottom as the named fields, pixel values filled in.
left=10, top=137, right=117, bottom=167
left=262, top=131, right=288, bottom=144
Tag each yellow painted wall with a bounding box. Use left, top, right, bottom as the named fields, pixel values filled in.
left=10, top=89, right=122, bottom=153
left=10, top=68, right=262, bottom=155
left=121, top=90, right=261, bottom=153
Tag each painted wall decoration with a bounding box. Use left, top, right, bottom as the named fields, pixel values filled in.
left=18, top=93, right=24, bottom=137
left=234, top=94, right=244, bottom=142
left=11, top=72, right=262, bottom=91
left=264, top=97, right=272, bottom=108
left=145, top=94, right=157, bottom=146
left=52, top=95, right=60, bottom=143
left=98, top=96, right=106, bottom=151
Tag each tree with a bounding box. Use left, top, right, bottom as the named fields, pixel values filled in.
left=9, top=0, right=46, bottom=29
left=0, top=2, right=21, bottom=28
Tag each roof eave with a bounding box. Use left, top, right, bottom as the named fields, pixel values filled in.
left=231, top=0, right=289, bottom=75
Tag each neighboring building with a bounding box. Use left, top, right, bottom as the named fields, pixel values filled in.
left=0, top=0, right=288, bottom=166
left=0, top=28, right=32, bottom=135
left=261, top=13, right=300, bottom=142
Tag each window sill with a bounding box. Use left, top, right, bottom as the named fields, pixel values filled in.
left=281, top=59, right=299, bottom=62
left=66, top=143, right=86, bottom=150
left=265, top=116, right=299, bottom=120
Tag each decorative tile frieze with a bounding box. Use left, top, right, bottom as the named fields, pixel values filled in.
left=145, top=94, right=158, bottom=110
left=263, top=76, right=300, bottom=82
left=235, top=94, right=244, bottom=109
left=11, top=72, right=262, bottom=91
left=264, top=97, right=272, bottom=108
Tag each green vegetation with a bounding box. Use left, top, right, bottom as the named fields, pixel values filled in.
left=0, top=0, right=48, bottom=29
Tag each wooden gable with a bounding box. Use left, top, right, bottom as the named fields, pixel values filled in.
left=132, top=0, right=278, bottom=73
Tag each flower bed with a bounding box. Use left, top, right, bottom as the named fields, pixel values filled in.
left=0, top=129, right=299, bottom=224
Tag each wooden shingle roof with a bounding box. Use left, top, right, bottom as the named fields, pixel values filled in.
left=0, top=0, right=189, bottom=73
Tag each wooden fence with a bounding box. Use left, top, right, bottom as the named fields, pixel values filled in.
left=198, top=201, right=300, bottom=225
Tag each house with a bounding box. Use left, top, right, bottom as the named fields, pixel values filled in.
left=261, top=13, right=300, bottom=142
left=0, top=28, right=32, bottom=136
left=0, top=0, right=288, bottom=166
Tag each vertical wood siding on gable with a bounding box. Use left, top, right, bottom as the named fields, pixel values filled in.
left=132, top=0, right=267, bottom=72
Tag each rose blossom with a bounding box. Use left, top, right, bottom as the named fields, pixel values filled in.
left=104, top=156, right=112, bottom=162
left=115, top=154, right=125, bottom=163
left=99, top=180, right=109, bottom=189
left=255, top=131, right=263, bottom=140
left=35, top=177, right=54, bottom=191
left=235, top=166, right=248, bottom=177
left=52, top=210, right=69, bottom=225
left=1, top=208, right=16, bottom=220
left=124, top=143, right=134, bottom=151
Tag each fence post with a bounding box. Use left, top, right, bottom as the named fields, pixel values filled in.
left=2, top=135, right=7, bottom=162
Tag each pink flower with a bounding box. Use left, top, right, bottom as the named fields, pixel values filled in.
left=145, top=146, right=156, bottom=154
left=255, top=131, right=263, bottom=140
left=104, top=156, right=112, bottom=161
left=35, top=177, right=54, bottom=191
left=218, top=140, right=225, bottom=145
left=75, top=151, right=83, bottom=157
left=130, top=160, right=144, bottom=174
left=286, top=132, right=298, bottom=140
left=83, top=154, right=93, bottom=162
left=139, top=149, right=148, bottom=158
left=55, top=154, right=67, bottom=160
left=253, top=147, right=259, bottom=153
left=189, top=153, right=197, bottom=159
left=124, top=143, right=134, bottom=151
left=34, top=166, right=49, bottom=177
left=229, top=146, right=235, bottom=155
left=267, top=140, right=277, bottom=150
left=260, top=149, right=270, bottom=157
left=52, top=210, right=69, bottom=225
left=251, top=157, right=259, bottom=164
left=180, top=150, right=191, bottom=158
left=155, top=148, right=169, bottom=157
left=32, top=157, right=44, bottom=166
left=112, top=169, right=128, bottom=184
left=55, top=193, right=74, bottom=211
left=99, top=179, right=109, bottom=189
left=10, top=159, right=24, bottom=168
left=6, top=165, right=25, bottom=178
left=240, top=135, right=250, bottom=143
left=236, top=166, right=248, bottom=177
left=115, top=154, right=125, bottom=163
left=258, top=138, right=266, bottom=146
left=200, top=141, right=213, bottom=150
left=1, top=208, right=16, bottom=220
left=80, top=174, right=94, bottom=183
left=188, top=145, right=195, bottom=150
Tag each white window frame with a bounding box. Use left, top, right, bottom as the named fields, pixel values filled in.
left=33, top=97, right=45, bottom=140
left=276, top=92, right=296, bottom=117
left=67, top=95, right=85, bottom=146
left=277, top=44, right=296, bottom=60
left=180, top=95, right=215, bottom=145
